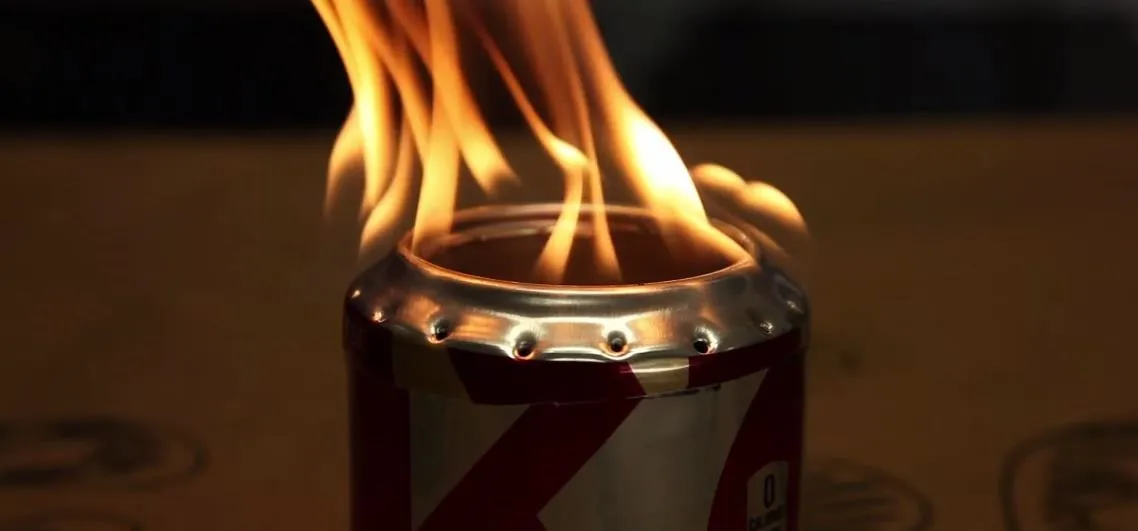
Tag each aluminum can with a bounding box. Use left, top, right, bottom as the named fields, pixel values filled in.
left=344, top=204, right=809, bottom=531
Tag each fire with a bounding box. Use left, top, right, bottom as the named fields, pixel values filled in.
left=313, top=0, right=806, bottom=283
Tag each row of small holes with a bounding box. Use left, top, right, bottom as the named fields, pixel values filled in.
left=370, top=286, right=795, bottom=356
left=427, top=320, right=776, bottom=357
left=433, top=320, right=713, bottom=357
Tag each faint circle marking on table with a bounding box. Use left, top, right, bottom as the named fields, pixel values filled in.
left=803, top=457, right=934, bottom=531
left=1001, top=419, right=1138, bottom=531
left=0, top=417, right=209, bottom=490
left=0, top=509, right=142, bottom=531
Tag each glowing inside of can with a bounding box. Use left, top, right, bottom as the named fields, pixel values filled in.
left=403, top=204, right=752, bottom=287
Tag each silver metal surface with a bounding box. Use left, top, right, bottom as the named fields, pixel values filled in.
left=347, top=203, right=808, bottom=363
left=404, top=370, right=773, bottom=531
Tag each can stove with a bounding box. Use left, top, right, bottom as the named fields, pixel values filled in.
left=344, top=203, right=809, bottom=531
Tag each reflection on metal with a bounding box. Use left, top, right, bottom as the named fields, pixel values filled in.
left=0, top=417, right=208, bottom=490
left=1001, top=420, right=1138, bottom=531
left=802, top=458, right=934, bottom=531
left=348, top=203, right=806, bottom=363
left=0, top=510, right=142, bottom=531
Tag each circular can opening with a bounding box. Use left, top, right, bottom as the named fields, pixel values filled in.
left=402, top=204, right=754, bottom=287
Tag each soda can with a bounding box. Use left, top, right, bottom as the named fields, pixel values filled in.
left=343, top=203, right=809, bottom=531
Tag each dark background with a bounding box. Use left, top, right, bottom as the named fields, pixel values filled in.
left=2, top=0, right=1138, bottom=129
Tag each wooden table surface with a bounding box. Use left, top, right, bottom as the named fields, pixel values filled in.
left=1, top=120, right=1136, bottom=530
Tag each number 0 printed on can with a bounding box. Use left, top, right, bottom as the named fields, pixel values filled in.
left=747, top=461, right=789, bottom=531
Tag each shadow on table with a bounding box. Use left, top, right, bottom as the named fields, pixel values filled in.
left=802, top=458, right=934, bottom=531
left=0, top=417, right=208, bottom=491
left=1002, top=420, right=1138, bottom=531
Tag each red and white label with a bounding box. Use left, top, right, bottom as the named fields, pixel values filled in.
left=349, top=346, right=803, bottom=531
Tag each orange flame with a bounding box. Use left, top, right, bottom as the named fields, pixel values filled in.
left=314, top=0, right=806, bottom=282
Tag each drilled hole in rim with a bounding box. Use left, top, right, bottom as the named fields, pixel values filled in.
left=409, top=205, right=747, bottom=286
left=606, top=331, right=628, bottom=355
left=514, top=333, right=537, bottom=359
left=431, top=319, right=452, bottom=342
left=693, top=336, right=712, bottom=354
left=775, top=279, right=805, bottom=313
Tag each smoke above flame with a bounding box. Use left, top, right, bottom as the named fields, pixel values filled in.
left=313, top=0, right=806, bottom=284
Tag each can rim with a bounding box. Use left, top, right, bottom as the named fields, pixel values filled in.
left=394, top=203, right=761, bottom=295
left=348, top=202, right=808, bottom=363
